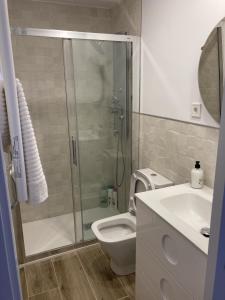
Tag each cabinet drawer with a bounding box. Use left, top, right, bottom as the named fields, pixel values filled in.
left=136, top=269, right=158, bottom=300
left=137, top=200, right=207, bottom=299
left=136, top=245, right=194, bottom=300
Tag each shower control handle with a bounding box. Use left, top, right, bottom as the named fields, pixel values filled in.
left=72, top=137, right=77, bottom=166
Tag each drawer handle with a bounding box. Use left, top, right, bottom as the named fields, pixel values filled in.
left=160, top=278, right=175, bottom=300
left=162, top=234, right=178, bottom=265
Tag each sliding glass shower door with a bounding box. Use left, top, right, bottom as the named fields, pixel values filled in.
left=11, top=29, right=134, bottom=260
left=12, top=35, right=77, bottom=257
left=65, top=39, right=132, bottom=241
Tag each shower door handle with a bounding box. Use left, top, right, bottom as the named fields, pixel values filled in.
left=72, top=137, right=77, bottom=166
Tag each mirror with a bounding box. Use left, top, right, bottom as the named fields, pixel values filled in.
left=198, top=19, right=225, bottom=123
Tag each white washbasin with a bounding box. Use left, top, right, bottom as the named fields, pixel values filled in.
left=136, top=183, right=213, bottom=254
left=160, top=193, right=212, bottom=232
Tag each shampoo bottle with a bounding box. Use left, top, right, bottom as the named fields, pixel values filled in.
left=191, top=161, right=204, bottom=189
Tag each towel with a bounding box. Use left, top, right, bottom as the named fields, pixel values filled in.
left=0, top=79, right=48, bottom=204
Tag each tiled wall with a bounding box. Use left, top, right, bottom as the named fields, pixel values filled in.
left=8, top=0, right=112, bottom=32
left=139, top=114, right=219, bottom=188
left=111, top=0, right=142, bottom=174
left=111, top=0, right=142, bottom=35
left=132, top=112, right=140, bottom=172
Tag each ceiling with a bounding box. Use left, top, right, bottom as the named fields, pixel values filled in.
left=31, top=0, right=121, bottom=8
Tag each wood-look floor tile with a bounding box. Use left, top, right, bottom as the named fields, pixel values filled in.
left=53, top=253, right=95, bottom=300
left=119, top=274, right=135, bottom=300
left=77, top=244, right=127, bottom=300
left=29, top=288, right=61, bottom=300
left=20, top=268, right=28, bottom=300
left=25, top=260, right=58, bottom=297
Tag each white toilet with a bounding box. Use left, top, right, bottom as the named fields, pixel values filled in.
left=91, top=168, right=173, bottom=275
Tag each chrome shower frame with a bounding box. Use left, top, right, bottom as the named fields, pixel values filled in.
left=11, top=27, right=140, bottom=131
left=11, top=27, right=140, bottom=262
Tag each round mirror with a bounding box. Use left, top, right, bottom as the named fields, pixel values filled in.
left=198, top=18, right=225, bottom=123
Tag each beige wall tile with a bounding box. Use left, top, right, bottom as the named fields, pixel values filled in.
left=8, top=0, right=112, bottom=32
left=111, top=0, right=142, bottom=36
left=139, top=114, right=219, bottom=188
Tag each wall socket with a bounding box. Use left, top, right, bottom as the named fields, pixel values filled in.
left=192, top=103, right=201, bottom=118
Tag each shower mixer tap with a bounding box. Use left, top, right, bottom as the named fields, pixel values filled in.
left=111, top=97, right=121, bottom=113
left=112, top=95, right=119, bottom=103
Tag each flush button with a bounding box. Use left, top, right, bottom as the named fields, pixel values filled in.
left=162, top=234, right=178, bottom=265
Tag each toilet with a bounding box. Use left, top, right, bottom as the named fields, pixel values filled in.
left=91, top=168, right=173, bottom=275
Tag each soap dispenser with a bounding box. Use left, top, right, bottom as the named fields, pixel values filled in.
left=191, top=161, right=204, bottom=189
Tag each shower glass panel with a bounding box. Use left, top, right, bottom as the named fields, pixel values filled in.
left=11, top=28, right=136, bottom=261
left=12, top=36, right=76, bottom=256
left=70, top=40, right=132, bottom=241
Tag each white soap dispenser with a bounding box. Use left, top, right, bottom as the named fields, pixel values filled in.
left=191, top=161, right=204, bottom=189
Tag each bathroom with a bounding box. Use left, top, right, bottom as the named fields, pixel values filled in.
left=0, top=0, right=225, bottom=299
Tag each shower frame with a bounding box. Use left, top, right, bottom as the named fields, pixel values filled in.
left=11, top=27, right=140, bottom=263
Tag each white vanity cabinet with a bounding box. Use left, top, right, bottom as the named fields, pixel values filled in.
left=136, top=200, right=208, bottom=300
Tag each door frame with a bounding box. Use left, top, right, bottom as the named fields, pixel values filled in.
left=0, top=140, right=22, bottom=300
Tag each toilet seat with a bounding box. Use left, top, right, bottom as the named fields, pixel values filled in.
left=129, top=169, right=156, bottom=215
left=91, top=213, right=136, bottom=244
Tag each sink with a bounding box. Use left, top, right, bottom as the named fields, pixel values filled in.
left=135, top=183, right=213, bottom=254
left=160, top=193, right=212, bottom=233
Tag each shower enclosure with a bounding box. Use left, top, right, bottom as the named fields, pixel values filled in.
left=11, top=28, right=139, bottom=260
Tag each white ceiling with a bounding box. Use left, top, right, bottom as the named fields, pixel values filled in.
left=31, top=0, right=121, bottom=8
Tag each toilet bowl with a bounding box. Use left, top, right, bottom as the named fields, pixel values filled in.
left=91, top=168, right=173, bottom=275
left=92, top=212, right=136, bottom=275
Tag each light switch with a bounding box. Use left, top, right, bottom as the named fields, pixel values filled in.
left=192, top=103, right=201, bottom=118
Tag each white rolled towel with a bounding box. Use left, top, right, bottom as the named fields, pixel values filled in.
left=0, top=79, right=48, bottom=204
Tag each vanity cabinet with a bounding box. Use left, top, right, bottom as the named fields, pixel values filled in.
left=136, top=200, right=208, bottom=300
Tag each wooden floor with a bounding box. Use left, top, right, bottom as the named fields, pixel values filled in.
left=20, top=243, right=135, bottom=300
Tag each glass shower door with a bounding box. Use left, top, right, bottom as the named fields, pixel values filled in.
left=71, top=39, right=132, bottom=241
left=12, top=35, right=77, bottom=257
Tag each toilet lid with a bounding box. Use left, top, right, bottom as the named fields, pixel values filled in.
left=130, top=172, right=150, bottom=198
left=129, top=173, right=150, bottom=213
left=135, top=179, right=148, bottom=193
